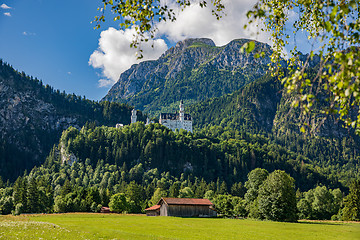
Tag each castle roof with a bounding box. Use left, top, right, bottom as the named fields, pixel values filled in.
left=160, top=113, right=192, bottom=121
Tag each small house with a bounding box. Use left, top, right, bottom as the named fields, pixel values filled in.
left=100, top=207, right=112, bottom=213
left=144, top=204, right=161, bottom=216
left=145, top=198, right=216, bottom=217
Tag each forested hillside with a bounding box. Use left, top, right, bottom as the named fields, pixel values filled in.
left=188, top=74, right=360, bottom=186
left=1, top=122, right=355, bottom=221
left=53, top=123, right=337, bottom=191
left=189, top=74, right=283, bottom=134
left=0, top=60, right=146, bottom=181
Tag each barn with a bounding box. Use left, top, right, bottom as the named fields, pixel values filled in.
left=145, top=198, right=217, bottom=217
left=100, top=207, right=112, bottom=213
left=144, top=204, right=161, bottom=216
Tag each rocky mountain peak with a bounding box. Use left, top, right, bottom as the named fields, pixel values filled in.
left=176, top=38, right=215, bottom=48
left=160, top=38, right=216, bottom=59
left=103, top=38, right=274, bottom=114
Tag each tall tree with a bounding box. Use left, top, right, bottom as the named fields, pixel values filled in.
left=13, top=176, right=28, bottom=211
left=244, top=168, right=269, bottom=203
left=149, top=188, right=167, bottom=206
left=257, top=170, right=297, bottom=222
left=312, top=186, right=339, bottom=220
left=27, top=177, right=39, bottom=213
left=109, top=193, right=129, bottom=213
left=342, top=179, right=360, bottom=221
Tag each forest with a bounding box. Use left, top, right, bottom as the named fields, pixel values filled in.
left=0, top=122, right=359, bottom=221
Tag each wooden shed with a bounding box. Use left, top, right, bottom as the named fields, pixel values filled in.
left=100, top=207, right=112, bottom=213
left=145, top=198, right=217, bottom=217
left=144, top=204, right=160, bottom=216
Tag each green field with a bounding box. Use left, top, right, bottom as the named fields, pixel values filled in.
left=0, top=214, right=359, bottom=240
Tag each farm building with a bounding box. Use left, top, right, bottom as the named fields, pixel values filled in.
left=100, top=207, right=112, bottom=213
left=144, top=204, right=161, bottom=216
left=145, top=198, right=216, bottom=217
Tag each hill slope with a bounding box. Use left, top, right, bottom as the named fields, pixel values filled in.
left=189, top=74, right=283, bottom=134
left=188, top=74, right=360, bottom=185
left=0, top=60, right=145, bottom=180
left=54, top=122, right=336, bottom=191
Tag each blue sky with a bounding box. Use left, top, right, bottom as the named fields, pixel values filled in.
left=0, top=0, right=114, bottom=100
left=0, top=0, right=311, bottom=101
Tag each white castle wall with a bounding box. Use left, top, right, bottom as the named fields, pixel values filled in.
left=159, top=101, right=193, bottom=132
left=128, top=101, right=193, bottom=132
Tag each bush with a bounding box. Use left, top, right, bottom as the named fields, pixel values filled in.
left=258, top=170, right=297, bottom=222
left=109, top=193, right=129, bottom=213
left=14, top=203, right=23, bottom=216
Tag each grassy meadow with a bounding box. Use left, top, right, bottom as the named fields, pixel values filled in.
left=0, top=213, right=359, bottom=240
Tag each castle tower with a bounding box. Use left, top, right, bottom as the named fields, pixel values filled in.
left=131, top=109, right=137, bottom=124
left=179, top=100, right=184, bottom=122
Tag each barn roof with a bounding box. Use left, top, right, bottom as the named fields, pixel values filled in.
left=145, top=205, right=161, bottom=211
left=158, top=198, right=213, bottom=206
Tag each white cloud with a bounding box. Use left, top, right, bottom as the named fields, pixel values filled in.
left=0, top=3, right=11, bottom=9
left=98, top=79, right=114, bottom=88
left=156, top=0, right=270, bottom=46
left=3, top=12, right=11, bottom=17
left=89, top=27, right=168, bottom=88
left=90, top=0, right=272, bottom=88
left=23, top=31, right=36, bottom=36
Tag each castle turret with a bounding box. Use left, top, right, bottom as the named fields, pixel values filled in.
left=131, top=109, right=137, bottom=124
left=179, top=100, right=184, bottom=122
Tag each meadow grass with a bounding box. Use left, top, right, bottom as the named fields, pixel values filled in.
left=0, top=213, right=359, bottom=240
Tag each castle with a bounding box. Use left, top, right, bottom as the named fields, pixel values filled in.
left=159, top=100, right=193, bottom=133
left=123, top=101, right=193, bottom=132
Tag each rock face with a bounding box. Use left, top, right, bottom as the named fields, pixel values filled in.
left=103, top=38, right=273, bottom=115
left=0, top=81, right=79, bottom=139
left=0, top=62, right=81, bottom=179
left=0, top=61, right=138, bottom=180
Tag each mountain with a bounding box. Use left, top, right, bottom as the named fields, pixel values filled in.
left=189, top=74, right=283, bottom=134
left=188, top=74, right=360, bottom=186
left=0, top=60, right=146, bottom=180
left=103, top=38, right=274, bottom=116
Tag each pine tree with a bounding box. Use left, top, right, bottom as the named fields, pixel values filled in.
left=13, top=176, right=28, bottom=211
left=219, top=181, right=228, bottom=195
left=27, top=177, right=39, bottom=213
left=342, top=179, right=360, bottom=221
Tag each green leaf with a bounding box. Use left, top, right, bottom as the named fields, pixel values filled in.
left=330, top=6, right=338, bottom=21
left=246, top=41, right=255, bottom=53
left=325, top=21, right=332, bottom=32
left=300, top=126, right=306, bottom=133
